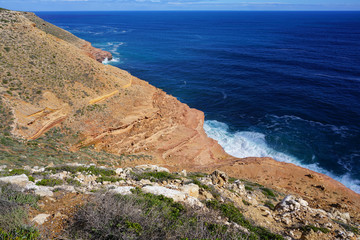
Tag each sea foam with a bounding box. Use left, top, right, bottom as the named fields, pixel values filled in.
left=204, top=120, right=360, bottom=193
left=102, top=57, right=120, bottom=65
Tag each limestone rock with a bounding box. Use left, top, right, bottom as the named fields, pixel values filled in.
left=210, top=170, right=228, bottom=187
left=0, top=174, right=30, bottom=188
left=32, top=214, right=50, bottom=225
left=142, top=186, right=186, bottom=202
left=34, top=186, right=54, bottom=197
left=135, top=165, right=170, bottom=173
left=109, top=186, right=134, bottom=195
left=180, top=183, right=199, bottom=198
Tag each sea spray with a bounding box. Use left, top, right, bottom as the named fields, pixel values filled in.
left=204, top=120, right=360, bottom=193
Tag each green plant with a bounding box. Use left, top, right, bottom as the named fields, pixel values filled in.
left=67, top=190, right=248, bottom=240
left=242, top=199, right=251, bottom=206
left=66, top=178, right=81, bottom=187
left=333, top=220, right=360, bottom=235
left=261, top=187, right=276, bottom=198
left=0, top=183, right=40, bottom=238
left=206, top=200, right=284, bottom=240
left=96, top=176, right=124, bottom=183
left=264, top=201, right=275, bottom=211
left=132, top=171, right=179, bottom=182
left=299, top=225, right=330, bottom=234
left=36, top=178, right=63, bottom=187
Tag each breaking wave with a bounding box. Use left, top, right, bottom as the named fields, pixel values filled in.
left=102, top=57, right=120, bottom=65
left=204, top=120, right=360, bottom=193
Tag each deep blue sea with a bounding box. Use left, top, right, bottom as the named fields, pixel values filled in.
left=36, top=11, right=360, bottom=193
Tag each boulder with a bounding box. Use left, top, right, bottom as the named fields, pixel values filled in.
left=210, top=170, right=228, bottom=187
left=32, top=214, right=50, bottom=225
left=180, top=183, right=199, bottom=198
left=0, top=174, right=30, bottom=188
left=34, top=186, right=54, bottom=197
left=275, top=195, right=308, bottom=213
left=109, top=186, right=134, bottom=195
left=142, top=186, right=186, bottom=202
left=135, top=165, right=170, bottom=173
left=229, top=180, right=246, bottom=195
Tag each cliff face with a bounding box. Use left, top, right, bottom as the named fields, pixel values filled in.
left=0, top=9, right=227, bottom=168
left=1, top=9, right=360, bottom=227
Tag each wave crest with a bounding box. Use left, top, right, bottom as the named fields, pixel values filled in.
left=204, top=120, right=360, bottom=193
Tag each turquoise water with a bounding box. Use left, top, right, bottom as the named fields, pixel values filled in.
left=37, top=11, right=360, bottom=193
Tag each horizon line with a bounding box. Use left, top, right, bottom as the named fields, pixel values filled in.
left=31, top=9, right=360, bottom=12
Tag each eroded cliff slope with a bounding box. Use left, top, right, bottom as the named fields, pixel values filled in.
left=0, top=9, right=226, bottom=168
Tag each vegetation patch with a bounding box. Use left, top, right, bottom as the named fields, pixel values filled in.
left=264, top=200, right=275, bottom=211
left=67, top=189, right=249, bottom=240
left=299, top=225, right=330, bottom=234
left=261, top=187, right=276, bottom=199
left=333, top=220, right=360, bottom=235
left=96, top=176, right=124, bottom=183
left=131, top=171, right=179, bottom=182
left=206, top=199, right=284, bottom=240
left=36, top=178, right=63, bottom=187
left=0, top=183, right=40, bottom=239
left=47, top=165, right=115, bottom=177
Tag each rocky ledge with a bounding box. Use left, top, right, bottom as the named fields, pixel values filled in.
left=0, top=164, right=359, bottom=239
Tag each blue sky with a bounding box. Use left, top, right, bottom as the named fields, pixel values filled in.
left=1, top=0, right=360, bottom=11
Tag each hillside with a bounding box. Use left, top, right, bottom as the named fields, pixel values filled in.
left=0, top=9, right=359, bottom=239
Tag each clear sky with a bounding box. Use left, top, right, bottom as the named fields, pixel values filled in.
left=1, top=0, right=360, bottom=11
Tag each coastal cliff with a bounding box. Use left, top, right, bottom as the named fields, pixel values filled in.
left=0, top=9, right=359, bottom=239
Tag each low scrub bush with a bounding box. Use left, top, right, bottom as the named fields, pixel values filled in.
left=0, top=183, right=40, bottom=239
left=132, top=171, right=179, bottom=182
left=206, top=199, right=284, bottom=240
left=36, top=178, right=63, bottom=187
left=66, top=189, right=249, bottom=240
left=47, top=165, right=115, bottom=177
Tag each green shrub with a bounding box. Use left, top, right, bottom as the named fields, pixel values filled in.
left=47, top=165, right=115, bottom=177
left=300, top=225, right=330, bottom=234
left=96, top=176, right=124, bottom=183
left=0, top=225, right=40, bottom=240
left=132, top=171, right=179, bottom=182
left=206, top=200, right=284, bottom=240
left=36, top=178, right=63, bottom=187
left=261, top=187, right=276, bottom=198
left=264, top=201, right=275, bottom=211
left=0, top=183, right=39, bottom=208
left=67, top=190, right=248, bottom=240
left=333, top=220, right=359, bottom=235
left=0, top=183, right=40, bottom=238
left=66, top=178, right=81, bottom=187
left=7, top=169, right=30, bottom=176
left=242, top=199, right=251, bottom=206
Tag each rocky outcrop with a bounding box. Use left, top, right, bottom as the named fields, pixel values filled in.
left=1, top=164, right=359, bottom=239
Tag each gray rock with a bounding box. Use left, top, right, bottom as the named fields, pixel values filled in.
left=210, top=170, right=228, bottom=187
left=109, top=186, right=135, bottom=195
left=0, top=174, right=30, bottom=187
left=32, top=214, right=50, bottom=225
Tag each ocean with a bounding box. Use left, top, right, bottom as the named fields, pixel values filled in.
left=36, top=11, right=360, bottom=193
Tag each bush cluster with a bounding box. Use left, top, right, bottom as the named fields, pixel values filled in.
left=0, top=183, right=40, bottom=239
left=67, top=189, right=249, bottom=240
